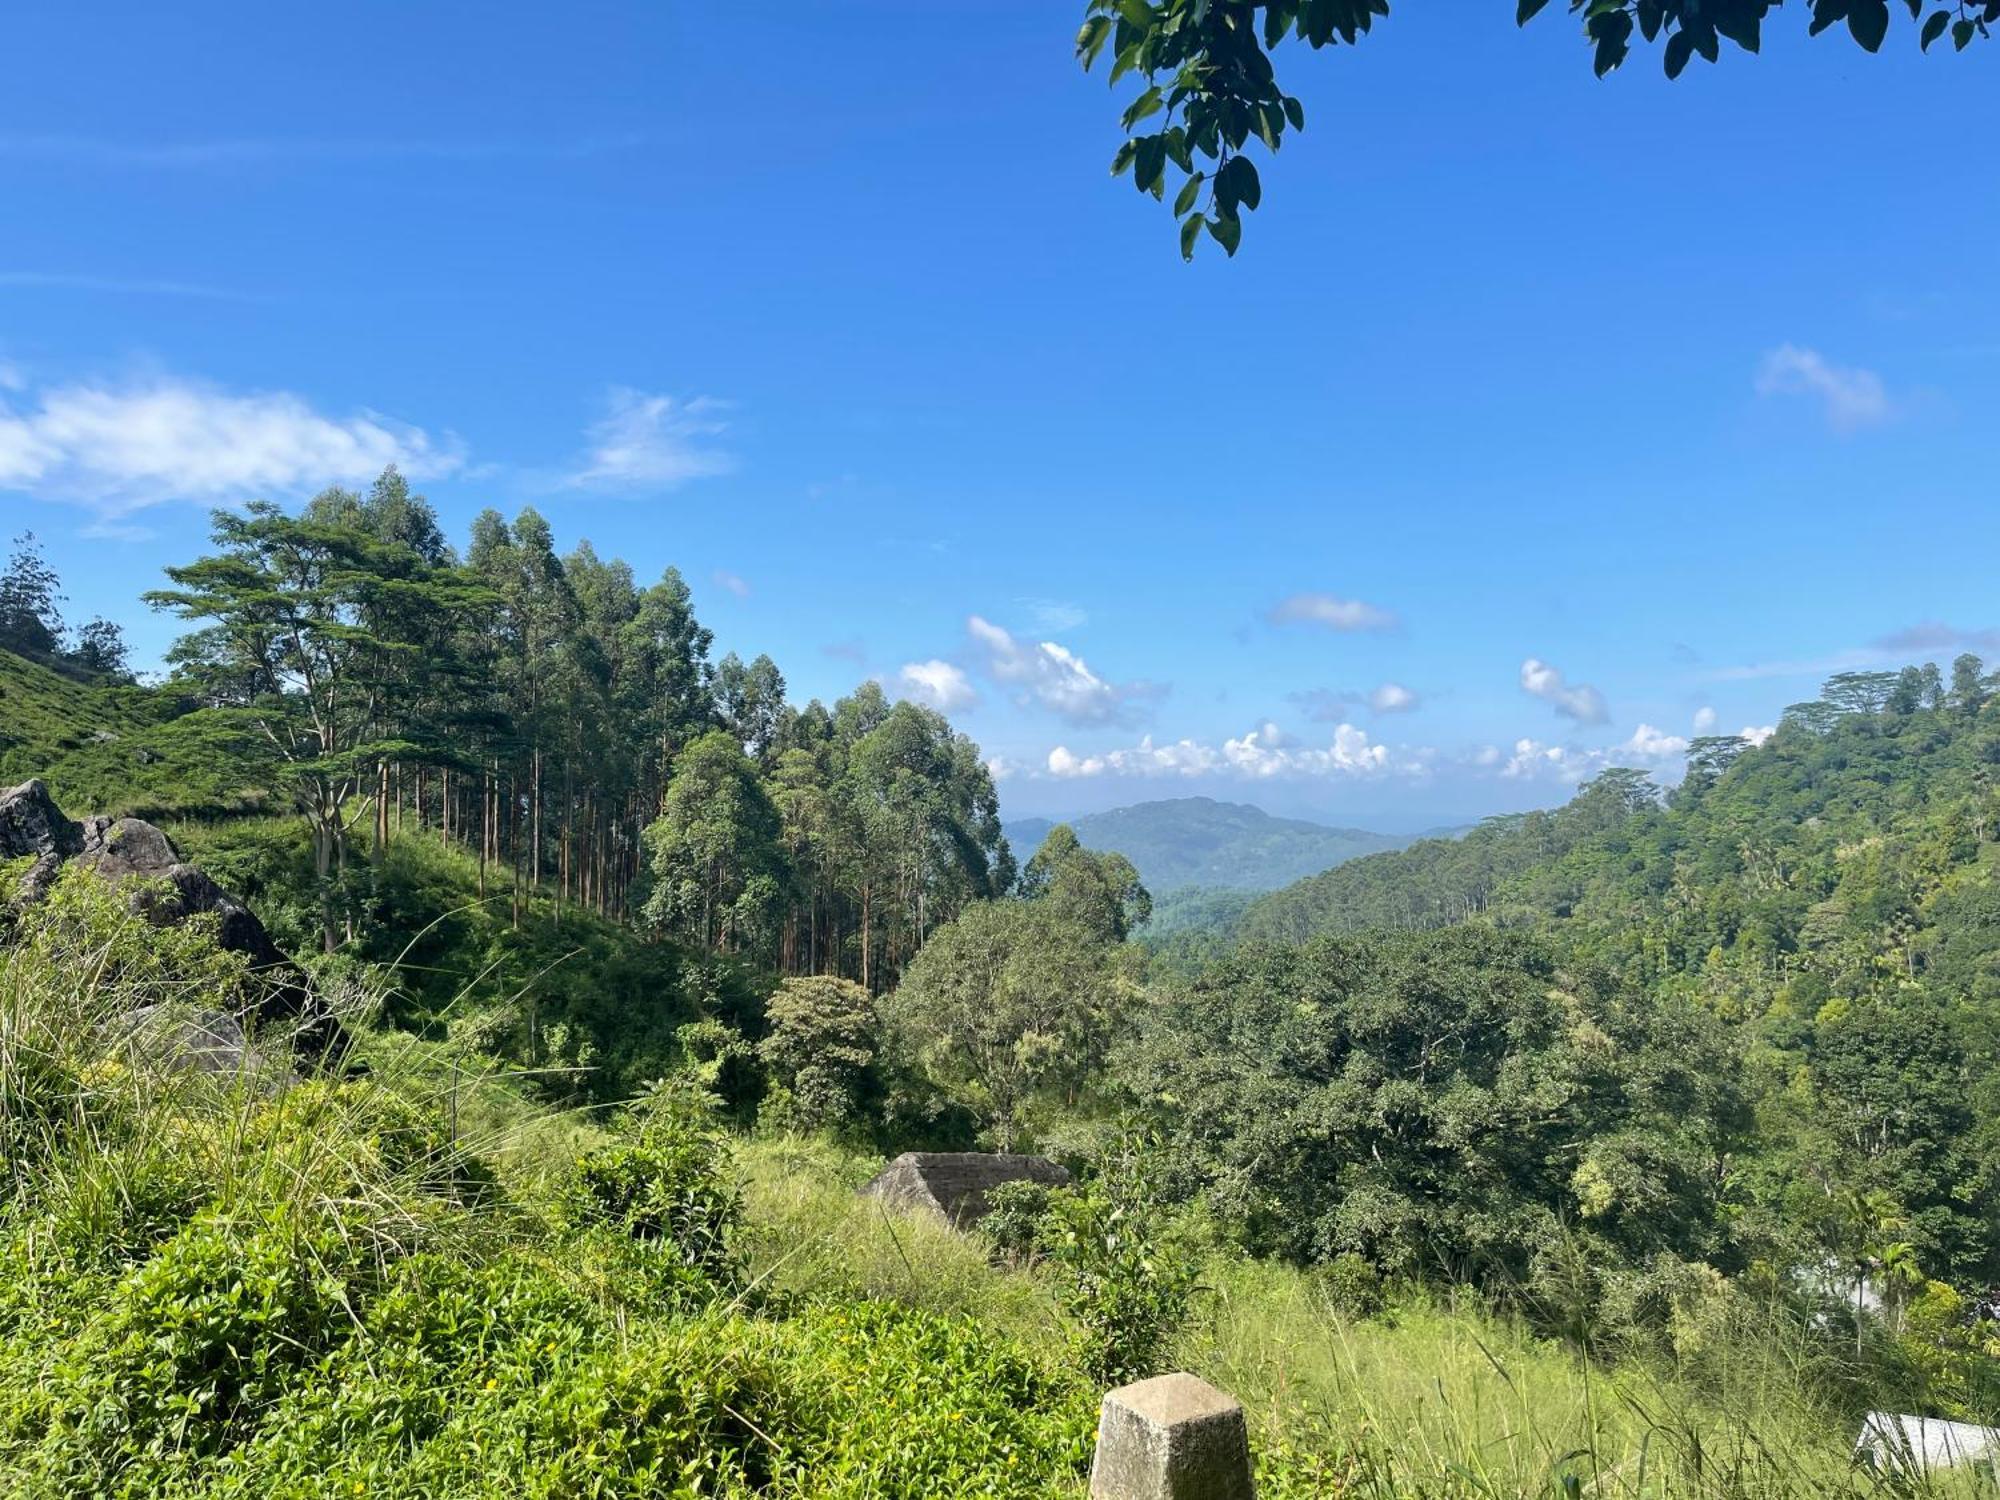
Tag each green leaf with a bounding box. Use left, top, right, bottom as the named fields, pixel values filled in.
left=1848, top=0, right=1889, bottom=50
left=1134, top=136, right=1167, bottom=196
left=1075, top=16, right=1113, bottom=66
left=1282, top=95, right=1305, bottom=131
left=1173, top=172, right=1205, bottom=216
left=1121, top=84, right=1165, bottom=130
left=1110, top=140, right=1137, bottom=177
left=1664, top=28, right=1694, bottom=76
left=1921, top=8, right=1950, bottom=47
left=1517, top=0, right=1553, bottom=22
left=1953, top=15, right=1976, bottom=45
left=1207, top=213, right=1242, bottom=256
left=1179, top=211, right=1203, bottom=261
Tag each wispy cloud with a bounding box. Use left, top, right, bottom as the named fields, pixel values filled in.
left=967, top=615, right=1153, bottom=727
left=0, top=271, right=255, bottom=301
left=0, top=371, right=460, bottom=516
left=1755, top=344, right=1895, bottom=432
left=712, top=569, right=751, bottom=599
left=1874, top=622, right=2000, bottom=654
left=0, top=132, right=648, bottom=170
left=1520, top=657, right=1609, bottom=724
left=563, top=388, right=732, bottom=493
left=1018, top=597, right=1088, bottom=633
left=1293, top=682, right=1421, bottom=720
left=1702, top=646, right=1892, bottom=683
left=897, top=659, right=979, bottom=713
left=1268, top=591, right=1399, bottom=632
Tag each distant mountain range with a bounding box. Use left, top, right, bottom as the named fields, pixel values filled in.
left=1003, top=796, right=1410, bottom=894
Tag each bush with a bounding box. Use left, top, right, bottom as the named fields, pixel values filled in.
left=978, top=1178, right=1055, bottom=1269
left=1042, top=1135, right=1201, bottom=1386
left=568, top=1092, right=742, bottom=1287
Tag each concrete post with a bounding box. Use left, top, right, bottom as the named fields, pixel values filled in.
left=1089, top=1372, right=1255, bottom=1500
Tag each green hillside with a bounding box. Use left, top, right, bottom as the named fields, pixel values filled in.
left=1004, top=796, right=1404, bottom=893
left=0, top=648, right=269, bottom=821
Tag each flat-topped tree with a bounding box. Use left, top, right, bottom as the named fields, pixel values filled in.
left=1083, top=0, right=1995, bottom=258
left=147, top=485, right=488, bottom=952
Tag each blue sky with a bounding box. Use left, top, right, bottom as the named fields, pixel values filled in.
left=1, top=3, right=1995, bottom=829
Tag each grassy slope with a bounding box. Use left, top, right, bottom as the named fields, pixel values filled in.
left=0, top=868, right=1984, bottom=1496
left=0, top=648, right=269, bottom=821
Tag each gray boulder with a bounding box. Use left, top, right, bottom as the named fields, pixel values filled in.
left=110, top=1004, right=286, bottom=1088
left=0, top=778, right=343, bottom=1064
left=858, top=1151, right=1071, bottom=1229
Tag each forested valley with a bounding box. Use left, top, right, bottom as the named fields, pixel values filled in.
left=3, top=483, right=1999, bottom=1497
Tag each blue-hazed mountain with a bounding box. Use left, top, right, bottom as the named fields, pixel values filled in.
left=1002, top=797, right=1407, bottom=893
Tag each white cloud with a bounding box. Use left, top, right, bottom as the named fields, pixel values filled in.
left=897, top=659, right=979, bottom=713
left=565, top=387, right=731, bottom=491
left=968, top=615, right=1137, bottom=726
left=1044, top=720, right=1407, bottom=781
left=1693, top=705, right=1718, bottom=732
left=712, top=569, right=750, bottom=599
left=0, top=373, right=460, bottom=516
left=1268, top=592, right=1398, bottom=632
left=1520, top=657, right=1609, bottom=725
left=1740, top=724, right=1776, bottom=747
left=1755, top=344, right=1893, bottom=432
left=1370, top=681, right=1420, bottom=714
left=1018, top=597, right=1088, bottom=633
left=1497, top=721, right=1691, bottom=785
left=1622, top=723, right=1689, bottom=760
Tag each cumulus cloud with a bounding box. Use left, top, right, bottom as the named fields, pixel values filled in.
left=1370, top=681, right=1420, bottom=714
left=1755, top=344, right=1893, bottom=432
left=1044, top=720, right=1410, bottom=781
left=1622, top=723, right=1690, bottom=760
left=1267, top=592, right=1398, bottom=632
left=1693, top=706, right=1718, bottom=733
left=967, top=615, right=1143, bottom=726
left=712, top=569, right=750, bottom=599
left=897, top=659, right=979, bottom=713
left=565, top=387, right=731, bottom=491
left=1740, top=724, right=1776, bottom=747
left=0, top=372, right=461, bottom=516
left=1520, top=658, right=1609, bottom=724
left=1492, top=719, right=1694, bottom=785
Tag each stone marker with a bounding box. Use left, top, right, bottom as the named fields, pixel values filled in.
left=1090, top=1372, right=1254, bottom=1500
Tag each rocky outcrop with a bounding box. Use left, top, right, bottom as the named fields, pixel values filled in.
left=1, top=779, right=343, bottom=1064
left=858, top=1151, right=1072, bottom=1229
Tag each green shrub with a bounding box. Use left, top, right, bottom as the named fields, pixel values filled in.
left=1042, top=1136, right=1201, bottom=1386
left=977, top=1178, right=1055, bottom=1269
left=568, top=1101, right=741, bottom=1286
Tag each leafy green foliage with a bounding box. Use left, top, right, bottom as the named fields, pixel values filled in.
left=888, top=896, right=1139, bottom=1149
left=759, top=974, right=879, bottom=1132
left=1083, top=0, right=1994, bottom=255
left=567, top=1113, right=742, bottom=1286
left=1039, top=1136, right=1203, bottom=1386
left=1126, top=927, right=1748, bottom=1316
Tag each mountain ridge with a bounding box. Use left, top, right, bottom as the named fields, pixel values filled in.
left=1003, top=794, right=1407, bottom=893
